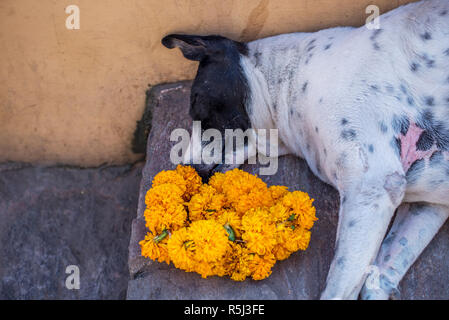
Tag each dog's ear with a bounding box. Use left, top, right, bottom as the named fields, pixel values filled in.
left=161, top=34, right=211, bottom=61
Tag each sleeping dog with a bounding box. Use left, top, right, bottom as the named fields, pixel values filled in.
left=161, top=0, right=449, bottom=299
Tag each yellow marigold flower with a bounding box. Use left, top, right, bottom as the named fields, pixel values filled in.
left=216, top=210, right=242, bottom=238
left=241, top=208, right=276, bottom=255
left=152, top=170, right=187, bottom=194
left=176, top=165, right=202, bottom=200
left=140, top=232, right=170, bottom=265
left=188, top=220, right=229, bottom=263
left=280, top=191, right=317, bottom=230
left=167, top=227, right=196, bottom=272
left=219, top=169, right=273, bottom=214
left=269, top=185, right=289, bottom=201
left=187, top=185, right=225, bottom=221
left=285, top=227, right=311, bottom=252
left=144, top=202, right=186, bottom=234
left=208, top=172, right=226, bottom=193
left=227, top=244, right=252, bottom=281
left=249, top=253, right=276, bottom=280
left=145, top=183, right=184, bottom=208
left=272, top=244, right=292, bottom=261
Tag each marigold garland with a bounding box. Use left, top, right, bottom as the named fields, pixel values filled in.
left=139, top=165, right=317, bottom=281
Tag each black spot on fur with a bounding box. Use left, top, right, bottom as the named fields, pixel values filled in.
left=392, top=115, right=409, bottom=135
left=444, top=48, right=449, bottom=56
left=400, top=84, right=407, bottom=94
left=254, top=51, right=262, bottom=67
left=348, top=220, right=356, bottom=227
left=324, top=43, right=332, bottom=50
left=410, top=62, right=420, bottom=72
left=416, top=130, right=433, bottom=151
left=385, top=84, right=394, bottom=93
left=420, top=32, right=432, bottom=41
left=391, top=137, right=401, bottom=157
left=430, top=150, right=443, bottom=164
left=440, top=10, right=448, bottom=16
left=406, top=158, right=425, bottom=184
left=337, top=257, right=345, bottom=267
left=341, top=118, right=348, bottom=125
left=302, top=81, right=308, bottom=92
left=370, top=29, right=382, bottom=50
left=407, top=96, right=415, bottom=106
left=368, top=144, right=374, bottom=153
left=307, top=39, right=316, bottom=46
left=379, top=121, right=388, bottom=133
left=315, top=126, right=319, bottom=133
left=420, top=53, right=435, bottom=68
left=384, top=254, right=391, bottom=262
left=341, top=129, right=356, bottom=141
left=307, top=45, right=315, bottom=52
left=305, top=53, right=313, bottom=64
left=424, top=96, right=435, bottom=106
left=370, top=84, right=379, bottom=91
left=319, top=97, right=323, bottom=103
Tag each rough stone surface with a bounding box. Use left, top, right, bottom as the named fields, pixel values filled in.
left=127, top=81, right=449, bottom=300
left=0, top=162, right=142, bottom=299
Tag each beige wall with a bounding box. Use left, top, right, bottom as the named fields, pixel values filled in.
left=0, top=0, right=417, bottom=166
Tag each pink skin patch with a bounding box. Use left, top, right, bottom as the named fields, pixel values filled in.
left=399, top=122, right=437, bottom=172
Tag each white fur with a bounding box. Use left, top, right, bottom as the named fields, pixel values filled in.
left=240, top=0, right=449, bottom=299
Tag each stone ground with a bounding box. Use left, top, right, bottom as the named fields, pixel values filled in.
left=127, top=81, right=449, bottom=300
left=0, top=162, right=142, bottom=299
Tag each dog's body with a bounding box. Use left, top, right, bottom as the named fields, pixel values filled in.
left=163, top=0, right=449, bottom=299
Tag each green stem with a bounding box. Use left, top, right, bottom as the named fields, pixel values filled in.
left=153, top=229, right=169, bottom=243
left=224, top=223, right=236, bottom=242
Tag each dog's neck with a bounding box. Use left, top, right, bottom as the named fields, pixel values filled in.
left=239, top=32, right=336, bottom=159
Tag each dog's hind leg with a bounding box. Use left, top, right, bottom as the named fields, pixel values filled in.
left=360, top=203, right=449, bottom=300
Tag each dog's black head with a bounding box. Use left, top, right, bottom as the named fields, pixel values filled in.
left=162, top=34, right=251, bottom=177
left=162, top=34, right=250, bottom=131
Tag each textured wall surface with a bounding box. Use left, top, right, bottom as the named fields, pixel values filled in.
left=0, top=0, right=417, bottom=166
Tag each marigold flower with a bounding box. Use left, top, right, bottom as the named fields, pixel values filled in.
left=249, top=253, right=276, bottom=280
left=140, top=232, right=170, bottom=265
left=175, top=165, right=202, bottom=200
left=187, top=185, right=226, bottom=221
left=141, top=165, right=317, bottom=281
left=269, top=185, right=289, bottom=201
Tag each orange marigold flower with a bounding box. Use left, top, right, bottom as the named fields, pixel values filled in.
left=249, top=253, right=276, bottom=280
left=176, top=165, right=202, bottom=200
left=269, top=185, right=289, bottom=201
left=139, top=232, right=170, bottom=265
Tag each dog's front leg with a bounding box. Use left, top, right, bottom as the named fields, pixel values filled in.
left=321, top=172, right=406, bottom=299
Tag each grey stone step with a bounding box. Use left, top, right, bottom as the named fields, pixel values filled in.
left=0, top=162, right=142, bottom=299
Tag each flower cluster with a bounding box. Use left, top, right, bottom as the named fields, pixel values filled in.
left=140, top=165, right=317, bottom=281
